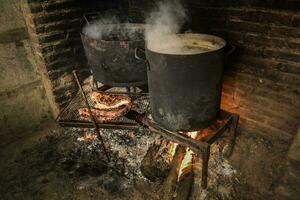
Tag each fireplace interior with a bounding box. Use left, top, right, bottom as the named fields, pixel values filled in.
left=0, top=0, right=299, bottom=200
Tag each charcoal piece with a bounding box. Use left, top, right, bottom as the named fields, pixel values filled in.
left=75, top=162, right=107, bottom=177
left=140, top=141, right=171, bottom=182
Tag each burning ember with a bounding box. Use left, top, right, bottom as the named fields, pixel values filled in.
left=77, top=132, right=98, bottom=142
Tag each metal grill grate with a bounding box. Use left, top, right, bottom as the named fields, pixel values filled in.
left=56, top=89, right=150, bottom=129
left=56, top=70, right=239, bottom=190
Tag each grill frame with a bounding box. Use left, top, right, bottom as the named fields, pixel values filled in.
left=56, top=70, right=239, bottom=189
left=56, top=87, right=150, bottom=130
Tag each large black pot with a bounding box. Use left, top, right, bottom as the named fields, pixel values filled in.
left=145, top=33, right=232, bottom=131
left=81, top=23, right=148, bottom=87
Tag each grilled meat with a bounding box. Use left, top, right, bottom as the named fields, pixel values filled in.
left=90, top=91, right=133, bottom=110
left=78, top=106, right=131, bottom=122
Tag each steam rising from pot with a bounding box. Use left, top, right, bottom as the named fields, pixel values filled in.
left=145, top=0, right=223, bottom=54
left=82, top=16, right=144, bottom=41
left=82, top=16, right=119, bottom=40
left=82, top=1, right=224, bottom=53
left=145, top=0, right=187, bottom=53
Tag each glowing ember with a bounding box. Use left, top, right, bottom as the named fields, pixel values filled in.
left=77, top=133, right=98, bottom=142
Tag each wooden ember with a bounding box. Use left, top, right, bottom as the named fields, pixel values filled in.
left=141, top=140, right=172, bottom=182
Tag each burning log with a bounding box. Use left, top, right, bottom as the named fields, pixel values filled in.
left=160, top=145, right=186, bottom=200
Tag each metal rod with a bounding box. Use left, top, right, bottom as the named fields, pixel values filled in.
left=126, top=111, right=208, bottom=154
left=72, top=70, right=110, bottom=161
left=206, top=116, right=233, bottom=144
left=83, top=14, right=90, bottom=25
left=57, top=121, right=139, bottom=130
left=91, top=90, right=148, bottom=96
left=225, top=114, right=239, bottom=157
left=96, top=85, right=112, bottom=92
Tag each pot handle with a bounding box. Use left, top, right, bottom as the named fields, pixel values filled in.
left=101, top=63, right=109, bottom=70
left=226, top=44, right=236, bottom=57
left=134, top=47, right=146, bottom=61
left=134, top=47, right=151, bottom=71
left=83, top=12, right=101, bottom=25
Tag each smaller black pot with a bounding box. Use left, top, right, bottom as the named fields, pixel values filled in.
left=81, top=23, right=148, bottom=87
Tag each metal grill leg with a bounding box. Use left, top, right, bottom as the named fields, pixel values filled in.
left=226, top=114, right=239, bottom=157
left=92, top=75, right=99, bottom=90
left=126, top=87, right=130, bottom=94
left=201, top=144, right=210, bottom=189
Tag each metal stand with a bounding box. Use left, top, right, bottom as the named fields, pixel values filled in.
left=200, top=113, right=239, bottom=188
left=58, top=70, right=239, bottom=189
left=126, top=111, right=239, bottom=189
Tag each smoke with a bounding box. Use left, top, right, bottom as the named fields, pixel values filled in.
left=82, top=16, right=143, bottom=41
left=145, top=0, right=188, bottom=53
left=82, top=1, right=220, bottom=53
left=82, top=16, right=119, bottom=40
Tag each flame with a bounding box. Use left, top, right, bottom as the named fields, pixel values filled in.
left=167, top=131, right=200, bottom=181
left=169, top=143, right=178, bottom=158
left=167, top=120, right=224, bottom=181
left=177, top=131, right=198, bottom=180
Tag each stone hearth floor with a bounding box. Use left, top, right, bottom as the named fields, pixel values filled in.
left=0, top=120, right=290, bottom=200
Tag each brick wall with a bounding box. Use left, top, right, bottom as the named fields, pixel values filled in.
left=21, top=0, right=83, bottom=116
left=20, top=0, right=300, bottom=140
left=20, top=0, right=124, bottom=116
left=186, top=0, right=300, bottom=141
left=0, top=0, right=51, bottom=146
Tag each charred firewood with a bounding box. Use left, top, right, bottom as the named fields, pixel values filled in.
left=174, top=172, right=194, bottom=200
left=141, top=140, right=172, bottom=182
left=160, top=145, right=186, bottom=200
